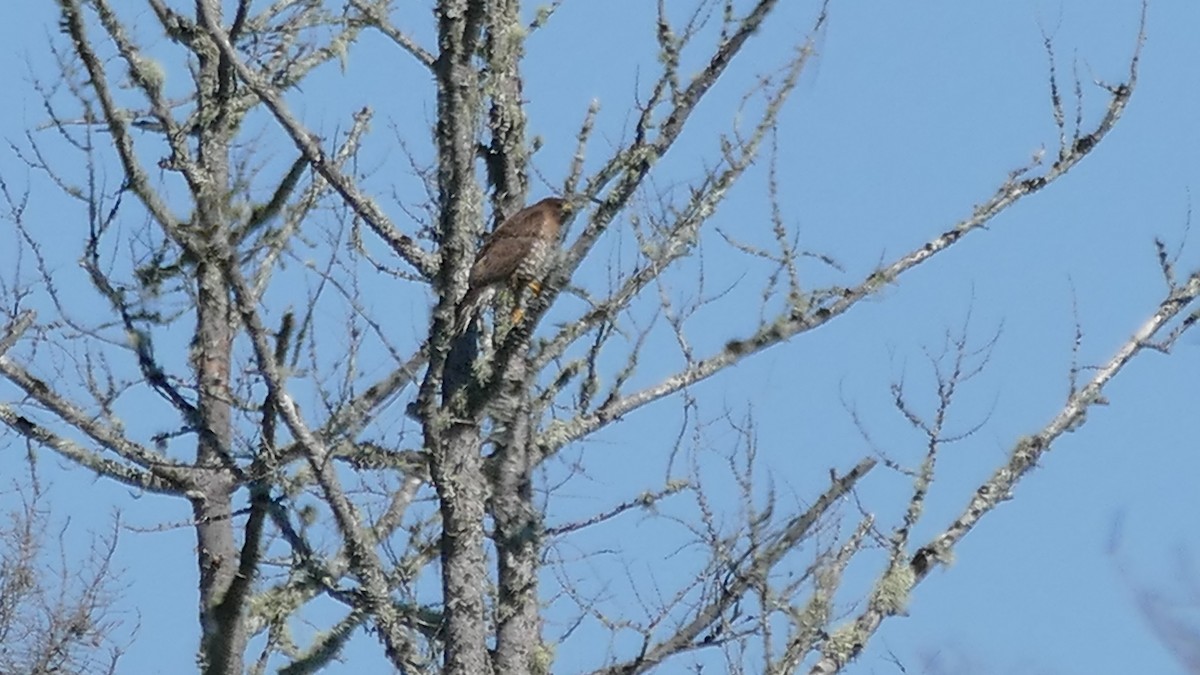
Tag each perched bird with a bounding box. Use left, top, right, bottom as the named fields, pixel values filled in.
left=453, top=197, right=570, bottom=334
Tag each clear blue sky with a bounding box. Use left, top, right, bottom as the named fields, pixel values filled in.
left=2, top=1, right=1198, bottom=673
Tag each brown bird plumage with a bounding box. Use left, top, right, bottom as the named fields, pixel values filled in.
left=454, top=197, right=568, bottom=334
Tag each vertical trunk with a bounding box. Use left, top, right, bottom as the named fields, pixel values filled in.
left=430, top=2, right=490, bottom=674
left=483, top=0, right=529, bottom=216
left=491, top=406, right=542, bottom=675
left=429, top=428, right=491, bottom=675
left=481, top=4, right=540, bottom=670
left=193, top=259, right=242, bottom=675
left=192, top=2, right=245, bottom=672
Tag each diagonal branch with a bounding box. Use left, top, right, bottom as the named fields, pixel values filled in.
left=532, top=39, right=816, bottom=373
left=0, top=311, right=184, bottom=493
left=542, top=31, right=1142, bottom=455
left=590, top=456, right=877, bottom=675
left=562, top=1, right=825, bottom=278
left=0, top=406, right=183, bottom=494
left=809, top=274, right=1198, bottom=673
left=55, top=0, right=186, bottom=238
left=216, top=241, right=427, bottom=672
left=193, top=11, right=438, bottom=279
left=0, top=355, right=188, bottom=486
left=349, top=0, right=436, bottom=69
left=0, top=311, right=35, bottom=357
left=770, top=516, right=874, bottom=674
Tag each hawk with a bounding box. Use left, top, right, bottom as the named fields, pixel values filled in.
left=453, top=197, right=569, bottom=334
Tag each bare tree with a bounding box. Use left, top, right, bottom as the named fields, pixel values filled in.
left=0, top=1, right=1193, bottom=674
left=0, top=455, right=131, bottom=675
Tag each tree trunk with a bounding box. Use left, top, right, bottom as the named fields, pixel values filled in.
left=430, top=2, right=491, bottom=672
left=491, top=408, right=542, bottom=675
left=193, top=3, right=246, bottom=670
left=193, top=260, right=244, bottom=675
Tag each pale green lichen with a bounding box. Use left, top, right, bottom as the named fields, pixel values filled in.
left=286, top=611, right=363, bottom=672
left=505, top=18, right=528, bottom=42
left=863, top=269, right=890, bottom=293
left=873, top=562, right=915, bottom=616
left=823, top=623, right=862, bottom=664
left=326, top=29, right=360, bottom=74
left=927, top=540, right=955, bottom=567
left=579, top=373, right=600, bottom=408
left=798, top=591, right=830, bottom=629
left=132, top=54, right=166, bottom=90
left=247, top=585, right=306, bottom=655
left=532, top=5, right=554, bottom=28
left=531, top=641, right=556, bottom=675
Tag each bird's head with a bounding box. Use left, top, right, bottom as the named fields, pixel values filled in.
left=548, top=194, right=602, bottom=217
left=542, top=196, right=571, bottom=216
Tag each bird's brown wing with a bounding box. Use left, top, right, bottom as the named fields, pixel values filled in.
left=468, top=205, right=550, bottom=288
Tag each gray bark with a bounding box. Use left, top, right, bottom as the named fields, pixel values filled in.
left=3, top=3, right=1169, bottom=675
left=427, top=2, right=491, bottom=673
left=192, top=3, right=250, bottom=671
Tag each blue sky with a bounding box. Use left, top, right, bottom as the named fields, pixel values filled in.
left=2, top=1, right=1198, bottom=674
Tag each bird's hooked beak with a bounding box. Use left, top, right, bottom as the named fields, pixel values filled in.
left=563, top=193, right=603, bottom=214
